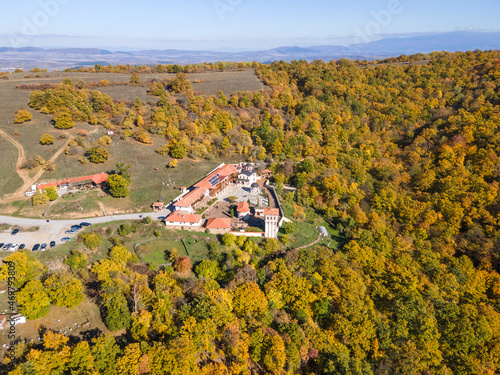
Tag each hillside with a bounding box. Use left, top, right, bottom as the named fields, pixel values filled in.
left=1, top=50, right=500, bottom=373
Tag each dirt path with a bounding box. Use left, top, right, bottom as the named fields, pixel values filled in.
left=0, top=127, right=31, bottom=185
left=0, top=126, right=102, bottom=203
left=0, top=137, right=70, bottom=203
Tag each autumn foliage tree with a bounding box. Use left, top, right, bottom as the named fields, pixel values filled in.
left=14, top=109, right=32, bottom=123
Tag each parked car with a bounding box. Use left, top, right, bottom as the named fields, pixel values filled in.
left=32, top=244, right=40, bottom=252
left=40, top=243, right=47, bottom=251
left=61, top=237, right=72, bottom=242
left=10, top=244, right=19, bottom=251
left=19, top=244, right=25, bottom=250
left=0, top=243, right=4, bottom=249
left=80, top=222, right=92, bottom=227
left=50, top=241, right=56, bottom=248
left=158, top=216, right=167, bottom=221
left=3, top=243, right=12, bottom=250
left=71, top=225, right=83, bottom=231
left=11, top=228, right=19, bottom=235
left=65, top=229, right=75, bottom=234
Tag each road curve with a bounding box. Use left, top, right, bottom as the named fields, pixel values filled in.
left=0, top=210, right=170, bottom=250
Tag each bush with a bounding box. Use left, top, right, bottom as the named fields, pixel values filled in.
left=54, top=111, right=74, bottom=129
left=245, top=227, right=263, bottom=232
left=118, top=223, right=137, bottom=237
left=86, top=146, right=109, bottom=164
left=39, top=133, right=55, bottom=145
left=174, top=256, right=192, bottom=273
left=44, top=187, right=58, bottom=201
left=281, top=222, right=295, bottom=234
left=141, top=216, right=152, bottom=224
left=32, top=191, right=49, bottom=206
left=80, top=232, right=102, bottom=250
left=14, top=109, right=32, bottom=124
left=156, top=145, right=169, bottom=155
left=106, top=174, right=130, bottom=198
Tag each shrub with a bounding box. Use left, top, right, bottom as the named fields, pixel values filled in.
left=174, top=256, right=192, bottom=273
left=118, top=223, right=137, bottom=237
left=156, top=145, right=169, bottom=155
left=39, top=133, right=55, bottom=145
left=86, top=146, right=109, bottom=164
left=54, top=111, right=74, bottom=129
left=32, top=191, right=49, bottom=206
left=134, top=129, right=152, bottom=144
left=80, top=232, right=102, bottom=250
left=245, top=227, right=263, bottom=232
left=98, top=135, right=112, bottom=146
left=14, top=110, right=32, bottom=124
left=106, top=174, right=130, bottom=198
left=141, top=216, right=152, bottom=224
left=44, top=187, right=58, bottom=201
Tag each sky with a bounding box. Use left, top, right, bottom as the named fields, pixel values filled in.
left=0, top=0, right=499, bottom=50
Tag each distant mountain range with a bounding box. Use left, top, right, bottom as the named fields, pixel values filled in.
left=0, top=31, right=499, bottom=71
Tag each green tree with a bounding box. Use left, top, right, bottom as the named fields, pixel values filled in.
left=106, top=174, right=130, bottom=198
left=0, top=251, right=45, bottom=288
left=54, top=110, right=74, bottom=129
left=44, top=272, right=85, bottom=308
left=45, top=186, right=58, bottom=201
left=222, top=232, right=237, bottom=247
left=64, top=250, right=88, bottom=270
left=17, top=280, right=50, bottom=320
left=169, top=140, right=187, bottom=159
left=130, top=310, right=152, bottom=341
left=66, top=341, right=96, bottom=375
left=86, top=146, right=109, bottom=163
left=92, top=335, right=120, bottom=375
left=32, top=191, right=49, bottom=206
left=195, top=259, right=221, bottom=280
left=80, top=232, right=102, bottom=250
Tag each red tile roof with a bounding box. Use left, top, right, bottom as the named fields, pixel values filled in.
left=205, top=217, right=231, bottom=229
left=261, top=169, right=272, bottom=174
left=174, top=187, right=208, bottom=208
left=37, top=173, right=108, bottom=190
left=164, top=211, right=202, bottom=224
left=264, top=208, right=280, bottom=216
left=236, top=201, right=250, bottom=213
left=194, top=164, right=240, bottom=190
left=152, top=202, right=164, bottom=208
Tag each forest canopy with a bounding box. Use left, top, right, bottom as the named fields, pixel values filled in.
left=4, top=50, right=500, bottom=374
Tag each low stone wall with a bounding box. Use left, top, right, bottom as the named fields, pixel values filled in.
left=230, top=231, right=265, bottom=238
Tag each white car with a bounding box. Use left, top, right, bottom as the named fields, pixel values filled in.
left=10, top=244, right=19, bottom=251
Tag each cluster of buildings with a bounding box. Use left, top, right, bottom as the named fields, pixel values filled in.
left=156, top=163, right=281, bottom=238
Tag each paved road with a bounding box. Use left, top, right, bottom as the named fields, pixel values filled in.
left=0, top=210, right=171, bottom=251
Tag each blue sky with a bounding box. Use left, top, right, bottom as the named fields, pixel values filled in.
left=1, top=0, right=499, bottom=50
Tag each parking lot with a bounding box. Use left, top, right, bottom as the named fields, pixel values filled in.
left=0, top=210, right=169, bottom=252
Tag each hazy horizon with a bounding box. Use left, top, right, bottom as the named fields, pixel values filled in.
left=1, top=0, right=499, bottom=51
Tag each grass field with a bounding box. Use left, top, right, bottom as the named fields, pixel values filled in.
left=0, top=69, right=267, bottom=206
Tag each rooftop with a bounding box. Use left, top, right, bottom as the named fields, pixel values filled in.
left=264, top=208, right=280, bottom=216
left=194, top=164, right=240, bottom=190
left=37, top=173, right=108, bottom=190
left=164, top=211, right=203, bottom=224
left=174, top=187, right=208, bottom=208
left=206, top=217, right=232, bottom=229
left=236, top=201, right=250, bottom=213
